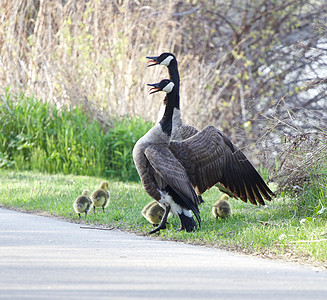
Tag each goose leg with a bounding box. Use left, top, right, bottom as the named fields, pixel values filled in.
left=149, top=204, right=171, bottom=234
left=177, top=212, right=197, bottom=232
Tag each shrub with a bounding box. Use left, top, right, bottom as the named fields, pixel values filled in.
left=105, top=117, right=153, bottom=181
left=0, top=89, right=152, bottom=180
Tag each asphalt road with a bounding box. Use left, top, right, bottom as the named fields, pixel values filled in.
left=0, top=207, right=327, bottom=300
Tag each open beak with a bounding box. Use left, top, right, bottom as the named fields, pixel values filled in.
left=147, top=83, right=160, bottom=94
left=146, top=56, right=159, bottom=67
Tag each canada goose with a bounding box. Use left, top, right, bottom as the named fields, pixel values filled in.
left=141, top=200, right=165, bottom=226
left=147, top=53, right=198, bottom=140
left=73, top=190, right=92, bottom=218
left=133, top=79, right=201, bottom=234
left=147, top=52, right=275, bottom=205
left=212, top=194, right=231, bottom=219
left=91, top=181, right=110, bottom=213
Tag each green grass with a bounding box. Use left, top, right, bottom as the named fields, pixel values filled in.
left=1, top=170, right=327, bottom=267
left=0, top=89, right=153, bottom=180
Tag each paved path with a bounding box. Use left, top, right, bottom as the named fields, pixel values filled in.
left=0, top=208, right=327, bottom=300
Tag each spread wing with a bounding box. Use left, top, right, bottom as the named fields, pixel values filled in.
left=169, top=125, right=275, bottom=205
left=144, top=145, right=201, bottom=224
left=180, top=124, right=199, bottom=140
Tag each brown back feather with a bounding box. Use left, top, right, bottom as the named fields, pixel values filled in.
left=170, top=125, right=275, bottom=205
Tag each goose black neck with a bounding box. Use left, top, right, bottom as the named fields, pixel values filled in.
left=167, top=59, right=180, bottom=110
left=159, top=88, right=177, bottom=136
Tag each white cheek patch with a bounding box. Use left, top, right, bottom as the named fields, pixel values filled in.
left=162, top=82, right=174, bottom=93
left=161, top=55, right=174, bottom=66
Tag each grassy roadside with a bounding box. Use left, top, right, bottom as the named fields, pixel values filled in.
left=1, top=170, right=326, bottom=268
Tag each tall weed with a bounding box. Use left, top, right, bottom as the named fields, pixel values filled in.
left=105, top=117, right=153, bottom=181
left=0, top=89, right=152, bottom=179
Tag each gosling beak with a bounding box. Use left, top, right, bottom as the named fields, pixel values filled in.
left=146, top=56, right=159, bottom=67
left=147, top=83, right=160, bottom=94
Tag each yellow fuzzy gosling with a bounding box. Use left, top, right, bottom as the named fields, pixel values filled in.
left=141, top=200, right=165, bottom=227
left=73, top=190, right=92, bottom=218
left=91, top=181, right=110, bottom=213
left=212, top=194, right=231, bottom=219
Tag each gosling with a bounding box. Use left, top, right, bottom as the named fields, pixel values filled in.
left=73, top=190, right=92, bottom=218
left=91, top=181, right=110, bottom=213
left=212, top=194, right=231, bottom=219
left=141, top=200, right=165, bottom=227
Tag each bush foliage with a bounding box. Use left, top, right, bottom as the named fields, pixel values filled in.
left=0, top=89, right=152, bottom=180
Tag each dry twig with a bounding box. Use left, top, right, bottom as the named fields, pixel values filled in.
left=80, top=226, right=115, bottom=231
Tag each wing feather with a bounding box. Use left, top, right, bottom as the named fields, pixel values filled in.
left=144, top=146, right=201, bottom=224
left=181, top=124, right=199, bottom=140
left=170, top=125, right=274, bottom=205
